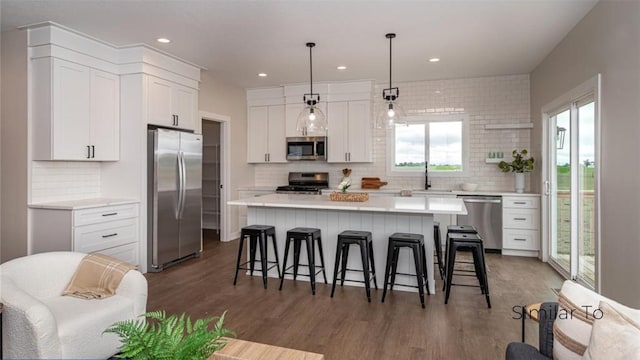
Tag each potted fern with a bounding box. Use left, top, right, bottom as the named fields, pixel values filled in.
left=498, top=149, right=534, bottom=193
left=105, top=310, right=234, bottom=360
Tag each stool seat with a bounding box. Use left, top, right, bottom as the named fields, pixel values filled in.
left=389, top=232, right=424, bottom=243
left=447, top=225, right=477, bottom=233
left=331, top=231, right=377, bottom=302
left=448, top=233, right=482, bottom=242
left=279, top=227, right=327, bottom=295
left=382, top=233, right=429, bottom=308
left=233, top=225, right=281, bottom=289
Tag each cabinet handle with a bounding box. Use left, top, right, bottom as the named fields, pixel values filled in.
left=345, top=153, right=347, bottom=161
left=102, top=233, right=118, bottom=238
left=91, top=145, right=95, bottom=158
left=348, top=152, right=351, bottom=161
left=514, top=201, right=526, bottom=205
left=102, top=212, right=118, bottom=217
left=264, top=153, right=267, bottom=162
left=87, top=145, right=91, bottom=159
left=513, top=238, right=527, bottom=241
left=176, top=115, right=179, bottom=126
left=513, top=217, right=527, bottom=221
left=268, top=153, right=270, bottom=162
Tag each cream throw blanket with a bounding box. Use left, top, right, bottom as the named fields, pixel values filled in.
left=63, top=253, right=137, bottom=299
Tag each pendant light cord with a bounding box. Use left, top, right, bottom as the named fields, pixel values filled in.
left=389, top=35, right=392, bottom=90
left=309, top=43, right=314, bottom=96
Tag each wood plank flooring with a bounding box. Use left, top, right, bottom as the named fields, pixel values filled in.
left=145, top=236, right=563, bottom=360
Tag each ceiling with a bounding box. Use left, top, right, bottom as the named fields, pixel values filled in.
left=1, top=0, right=598, bottom=89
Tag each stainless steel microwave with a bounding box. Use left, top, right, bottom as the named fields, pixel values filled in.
left=286, top=136, right=326, bottom=161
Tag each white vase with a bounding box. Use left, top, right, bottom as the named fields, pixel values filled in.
left=515, top=172, right=525, bottom=193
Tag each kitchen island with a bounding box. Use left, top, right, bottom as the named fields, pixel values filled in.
left=228, top=194, right=467, bottom=294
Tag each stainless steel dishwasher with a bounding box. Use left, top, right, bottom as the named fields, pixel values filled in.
left=456, top=195, right=502, bottom=252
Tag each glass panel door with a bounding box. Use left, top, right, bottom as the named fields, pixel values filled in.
left=577, top=101, right=596, bottom=287
left=550, top=109, right=572, bottom=276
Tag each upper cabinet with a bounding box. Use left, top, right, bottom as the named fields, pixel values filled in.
left=147, top=76, right=198, bottom=131
left=31, top=57, right=120, bottom=161
left=247, top=105, right=286, bottom=163
left=327, top=100, right=372, bottom=163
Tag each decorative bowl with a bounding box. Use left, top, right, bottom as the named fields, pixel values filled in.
left=461, top=183, right=479, bottom=191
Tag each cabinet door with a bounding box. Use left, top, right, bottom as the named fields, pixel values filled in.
left=346, top=100, right=372, bottom=162
left=52, top=59, right=91, bottom=160
left=147, top=76, right=173, bottom=127
left=90, top=69, right=120, bottom=161
left=267, top=105, right=287, bottom=162
left=172, top=84, right=197, bottom=131
left=247, top=106, right=269, bottom=163
left=326, top=101, right=349, bottom=162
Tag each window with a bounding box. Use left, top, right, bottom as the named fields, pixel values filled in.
left=389, top=114, right=468, bottom=176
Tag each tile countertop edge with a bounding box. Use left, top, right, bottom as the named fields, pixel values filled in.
left=28, top=198, right=140, bottom=210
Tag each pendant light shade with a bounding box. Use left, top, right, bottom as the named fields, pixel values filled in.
left=376, top=33, right=406, bottom=129
left=296, top=42, right=327, bottom=135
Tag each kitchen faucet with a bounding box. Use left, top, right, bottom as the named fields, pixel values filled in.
left=425, top=164, right=431, bottom=190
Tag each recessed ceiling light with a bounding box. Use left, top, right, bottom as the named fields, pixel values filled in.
left=337, top=65, right=347, bottom=70
left=429, top=58, right=440, bottom=63
left=156, top=38, right=171, bottom=44
left=258, top=73, right=268, bottom=77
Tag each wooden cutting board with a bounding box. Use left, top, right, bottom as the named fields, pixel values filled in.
left=361, top=177, right=388, bottom=189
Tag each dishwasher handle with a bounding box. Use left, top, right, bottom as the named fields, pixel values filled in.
left=462, top=198, right=502, bottom=204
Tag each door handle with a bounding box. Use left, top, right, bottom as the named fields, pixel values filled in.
left=179, top=152, right=187, bottom=219
left=348, top=152, right=351, bottom=161
left=176, top=153, right=183, bottom=219
left=91, top=145, right=95, bottom=158
left=87, top=145, right=91, bottom=159
left=176, top=115, right=179, bottom=126
left=462, top=199, right=502, bottom=204
left=544, top=180, right=550, bottom=196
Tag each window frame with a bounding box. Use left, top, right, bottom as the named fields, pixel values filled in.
left=386, top=113, right=469, bottom=178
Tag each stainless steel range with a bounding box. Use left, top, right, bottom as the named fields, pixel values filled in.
left=276, top=172, right=329, bottom=195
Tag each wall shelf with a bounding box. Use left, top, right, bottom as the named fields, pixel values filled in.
left=484, top=123, right=533, bottom=130
left=485, top=158, right=505, bottom=164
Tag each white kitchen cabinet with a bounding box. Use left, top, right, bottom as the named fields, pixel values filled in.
left=147, top=76, right=198, bottom=131
left=327, top=100, right=372, bottom=163
left=30, top=203, right=140, bottom=265
left=285, top=102, right=328, bottom=137
left=31, top=58, right=120, bottom=161
left=502, top=196, right=540, bottom=256
left=247, top=105, right=286, bottom=163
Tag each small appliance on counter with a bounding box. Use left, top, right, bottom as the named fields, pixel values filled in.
left=275, top=172, right=329, bottom=194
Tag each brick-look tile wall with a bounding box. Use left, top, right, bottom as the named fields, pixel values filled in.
left=31, top=162, right=101, bottom=202
left=254, top=74, right=532, bottom=192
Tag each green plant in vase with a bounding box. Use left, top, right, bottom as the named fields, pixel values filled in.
left=498, top=149, right=534, bottom=193
left=105, top=310, right=234, bottom=360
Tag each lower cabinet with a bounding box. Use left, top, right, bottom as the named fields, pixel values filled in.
left=502, top=196, right=540, bottom=256
left=30, top=203, right=140, bottom=265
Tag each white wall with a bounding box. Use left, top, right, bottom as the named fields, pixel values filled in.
left=198, top=71, right=251, bottom=238
left=255, top=74, right=531, bottom=191
left=1, top=29, right=28, bottom=262
left=530, top=1, right=640, bottom=307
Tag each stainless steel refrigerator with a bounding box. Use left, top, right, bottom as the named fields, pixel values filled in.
left=147, top=128, right=202, bottom=272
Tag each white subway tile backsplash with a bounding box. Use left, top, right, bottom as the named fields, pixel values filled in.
left=31, top=161, right=101, bottom=203
left=255, top=74, right=532, bottom=192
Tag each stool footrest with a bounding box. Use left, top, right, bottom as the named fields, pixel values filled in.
left=449, top=283, right=482, bottom=288
left=384, top=281, right=427, bottom=290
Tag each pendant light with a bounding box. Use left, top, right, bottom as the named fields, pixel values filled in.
left=296, top=42, right=327, bottom=135
left=376, top=33, right=406, bottom=129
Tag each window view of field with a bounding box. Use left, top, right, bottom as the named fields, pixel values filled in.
left=394, top=121, right=463, bottom=171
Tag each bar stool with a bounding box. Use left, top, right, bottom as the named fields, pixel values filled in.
left=433, top=222, right=445, bottom=280
left=443, top=225, right=479, bottom=290
left=444, top=232, right=491, bottom=308
left=331, top=230, right=378, bottom=302
left=233, top=225, right=281, bottom=289
left=381, top=233, right=430, bottom=308
left=279, top=227, right=328, bottom=295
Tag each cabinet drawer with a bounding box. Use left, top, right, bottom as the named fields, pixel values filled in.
left=74, top=218, right=137, bottom=253
left=503, top=197, right=539, bottom=209
left=503, top=209, right=539, bottom=229
left=74, top=204, right=138, bottom=226
left=96, top=243, right=138, bottom=266
left=503, top=229, right=540, bottom=251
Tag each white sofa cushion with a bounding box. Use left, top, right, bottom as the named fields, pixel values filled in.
left=582, top=301, right=640, bottom=360
left=553, top=280, right=640, bottom=360
left=43, top=295, right=134, bottom=359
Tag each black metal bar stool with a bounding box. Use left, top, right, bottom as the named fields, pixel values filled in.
left=443, top=225, right=479, bottom=290
left=433, top=222, right=445, bottom=280
left=444, top=232, right=491, bottom=308
left=381, top=232, right=430, bottom=308
left=233, top=225, right=281, bottom=289
left=331, top=230, right=378, bottom=302
left=279, top=227, right=328, bottom=295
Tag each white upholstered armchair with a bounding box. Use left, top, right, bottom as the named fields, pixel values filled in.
left=0, top=251, right=147, bottom=359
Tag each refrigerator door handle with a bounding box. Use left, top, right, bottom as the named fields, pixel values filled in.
left=178, top=151, right=187, bottom=219
left=176, top=152, right=184, bottom=219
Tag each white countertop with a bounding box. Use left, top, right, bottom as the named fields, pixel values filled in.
left=238, top=186, right=540, bottom=197
left=228, top=193, right=467, bottom=215
left=29, top=198, right=139, bottom=210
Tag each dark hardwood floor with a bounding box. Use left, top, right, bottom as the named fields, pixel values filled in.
left=145, top=235, right=563, bottom=360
